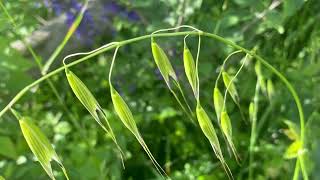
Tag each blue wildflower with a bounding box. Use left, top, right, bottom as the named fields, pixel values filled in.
left=126, top=10, right=140, bottom=21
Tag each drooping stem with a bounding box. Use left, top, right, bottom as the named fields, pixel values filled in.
left=0, top=29, right=307, bottom=178
left=248, top=79, right=260, bottom=180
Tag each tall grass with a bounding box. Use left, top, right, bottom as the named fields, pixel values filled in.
left=0, top=25, right=308, bottom=179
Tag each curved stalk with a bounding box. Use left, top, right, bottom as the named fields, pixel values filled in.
left=0, top=30, right=307, bottom=179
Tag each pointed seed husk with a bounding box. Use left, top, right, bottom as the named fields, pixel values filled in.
left=213, top=87, right=224, bottom=122
left=110, top=85, right=167, bottom=178
left=12, top=109, right=68, bottom=180
left=222, top=71, right=239, bottom=103
left=151, top=39, right=177, bottom=87
left=249, top=102, right=255, bottom=122
left=183, top=42, right=197, bottom=95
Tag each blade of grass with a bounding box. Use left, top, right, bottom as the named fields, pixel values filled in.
left=41, top=1, right=89, bottom=75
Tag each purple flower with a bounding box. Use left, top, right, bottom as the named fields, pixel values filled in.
left=103, top=1, right=123, bottom=14
left=70, top=0, right=82, bottom=11
left=103, top=1, right=140, bottom=22
left=44, top=0, right=141, bottom=46
left=126, top=11, right=140, bottom=21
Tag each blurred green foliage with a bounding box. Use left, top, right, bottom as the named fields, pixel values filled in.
left=0, top=0, right=319, bottom=179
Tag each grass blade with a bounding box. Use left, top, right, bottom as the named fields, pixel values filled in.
left=42, top=1, right=89, bottom=74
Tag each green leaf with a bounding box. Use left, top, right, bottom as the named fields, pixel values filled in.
left=284, top=140, right=302, bottom=159
left=283, top=120, right=300, bottom=140
left=0, top=136, right=17, bottom=159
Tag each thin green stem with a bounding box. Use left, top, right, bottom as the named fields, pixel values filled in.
left=170, top=88, right=195, bottom=124
left=293, top=158, right=300, bottom=180
left=108, top=46, right=120, bottom=84
left=248, top=80, right=260, bottom=180
left=0, top=30, right=307, bottom=179
left=222, top=54, right=248, bottom=110
left=214, top=50, right=243, bottom=88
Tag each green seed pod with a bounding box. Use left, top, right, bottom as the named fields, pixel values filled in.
left=254, top=61, right=266, bottom=94
left=183, top=42, right=198, bottom=96
left=249, top=102, right=255, bottom=122
left=151, top=39, right=177, bottom=87
left=196, top=103, right=233, bottom=178
left=196, top=103, right=222, bottom=156
left=220, top=110, right=240, bottom=164
left=110, top=85, right=167, bottom=177
left=65, top=69, right=99, bottom=118
left=213, top=87, right=224, bottom=122
left=110, top=85, right=139, bottom=135
left=65, top=69, right=124, bottom=164
left=254, top=60, right=262, bottom=77
left=267, top=79, right=275, bottom=101
left=220, top=111, right=232, bottom=138
left=12, top=109, right=68, bottom=180
left=222, top=71, right=239, bottom=103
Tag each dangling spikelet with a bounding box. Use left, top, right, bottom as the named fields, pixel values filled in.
left=222, top=71, right=239, bottom=104
left=110, top=85, right=168, bottom=178
left=151, top=38, right=177, bottom=88
left=65, top=68, right=124, bottom=165
left=249, top=102, right=255, bottom=123
left=151, top=38, right=194, bottom=123
left=11, top=109, right=69, bottom=180
left=267, top=79, right=275, bottom=102
left=195, top=103, right=233, bottom=179
left=183, top=42, right=198, bottom=97
left=213, top=87, right=224, bottom=122
left=220, top=110, right=241, bottom=164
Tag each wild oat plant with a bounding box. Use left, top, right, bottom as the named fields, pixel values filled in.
left=0, top=24, right=309, bottom=180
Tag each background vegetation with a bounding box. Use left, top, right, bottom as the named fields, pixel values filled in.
left=0, top=0, right=319, bottom=179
